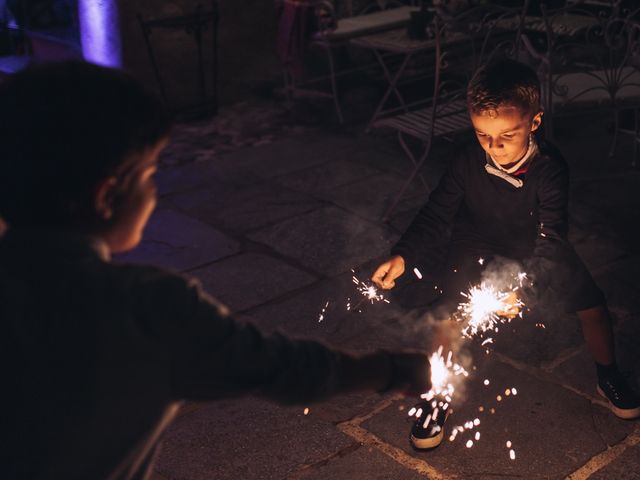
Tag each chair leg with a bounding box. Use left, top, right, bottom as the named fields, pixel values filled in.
left=382, top=133, right=433, bottom=222
left=633, top=108, right=639, bottom=168
left=324, top=44, right=344, bottom=124
left=609, top=109, right=620, bottom=158
left=398, top=131, right=429, bottom=192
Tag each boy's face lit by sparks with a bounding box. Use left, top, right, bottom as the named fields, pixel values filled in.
left=470, top=106, right=542, bottom=167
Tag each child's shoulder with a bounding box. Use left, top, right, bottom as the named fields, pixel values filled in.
left=533, top=139, right=569, bottom=176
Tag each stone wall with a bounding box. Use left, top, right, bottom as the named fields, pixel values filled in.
left=119, top=0, right=281, bottom=108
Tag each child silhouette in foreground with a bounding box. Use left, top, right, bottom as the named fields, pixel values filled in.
left=0, top=61, right=430, bottom=479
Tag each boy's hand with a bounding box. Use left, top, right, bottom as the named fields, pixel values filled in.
left=372, top=256, right=405, bottom=290
left=497, top=291, right=521, bottom=319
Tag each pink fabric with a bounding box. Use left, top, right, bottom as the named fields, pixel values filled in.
left=277, top=0, right=314, bottom=80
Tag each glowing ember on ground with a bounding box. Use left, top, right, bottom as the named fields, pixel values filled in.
left=318, top=301, right=329, bottom=322
left=303, top=408, right=309, bottom=415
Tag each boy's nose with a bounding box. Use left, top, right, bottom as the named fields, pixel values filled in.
left=488, top=139, right=503, bottom=150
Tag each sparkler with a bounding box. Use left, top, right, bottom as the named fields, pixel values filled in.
left=317, top=271, right=391, bottom=327
left=351, top=274, right=389, bottom=305
left=455, top=275, right=526, bottom=339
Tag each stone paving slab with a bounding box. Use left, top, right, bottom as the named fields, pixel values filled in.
left=116, top=208, right=240, bottom=272
left=362, top=360, right=629, bottom=479
left=156, top=398, right=355, bottom=480
left=156, top=160, right=227, bottom=197
left=294, top=444, right=427, bottom=480
left=240, top=263, right=406, bottom=345
left=248, top=206, right=399, bottom=277
left=273, top=159, right=384, bottom=195
left=189, top=252, right=318, bottom=313
left=552, top=310, right=640, bottom=399
left=168, top=182, right=325, bottom=234
left=590, top=443, right=640, bottom=480
left=314, top=173, right=428, bottom=222
left=225, top=134, right=349, bottom=180
left=487, top=310, right=586, bottom=368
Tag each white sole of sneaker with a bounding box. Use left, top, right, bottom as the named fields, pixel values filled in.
left=411, top=429, right=444, bottom=450
left=596, top=385, right=640, bottom=420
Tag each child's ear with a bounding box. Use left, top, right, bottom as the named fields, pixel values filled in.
left=94, top=176, right=118, bottom=220
left=531, top=111, right=544, bottom=132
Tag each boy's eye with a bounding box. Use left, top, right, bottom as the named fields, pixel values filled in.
left=502, top=134, right=515, bottom=139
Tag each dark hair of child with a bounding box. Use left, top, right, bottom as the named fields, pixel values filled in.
left=0, top=61, right=172, bottom=228
left=466, top=58, right=540, bottom=118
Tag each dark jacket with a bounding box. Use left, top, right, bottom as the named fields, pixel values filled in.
left=391, top=141, right=582, bottom=294
left=0, top=229, right=366, bottom=480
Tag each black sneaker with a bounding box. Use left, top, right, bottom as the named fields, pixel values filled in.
left=597, top=373, right=640, bottom=420
left=409, top=399, right=450, bottom=450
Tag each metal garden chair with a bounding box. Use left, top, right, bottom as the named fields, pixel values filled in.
left=371, top=3, right=530, bottom=221
left=522, top=2, right=640, bottom=164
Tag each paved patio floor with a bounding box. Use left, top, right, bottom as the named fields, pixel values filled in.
left=119, top=107, right=640, bottom=480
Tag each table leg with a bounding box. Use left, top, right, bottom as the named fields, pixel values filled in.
left=366, top=50, right=413, bottom=133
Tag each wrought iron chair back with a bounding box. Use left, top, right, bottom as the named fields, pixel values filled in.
left=526, top=2, right=640, bottom=152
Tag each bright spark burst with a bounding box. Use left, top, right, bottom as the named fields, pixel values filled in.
left=420, top=346, right=468, bottom=401
left=352, top=274, right=389, bottom=304
left=456, top=280, right=525, bottom=338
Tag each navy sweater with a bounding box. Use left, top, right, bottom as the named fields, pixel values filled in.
left=392, top=140, right=572, bottom=288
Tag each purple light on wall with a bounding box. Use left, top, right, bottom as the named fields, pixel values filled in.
left=78, top=0, right=122, bottom=68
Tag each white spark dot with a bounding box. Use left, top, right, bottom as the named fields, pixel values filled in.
left=484, top=379, right=490, bottom=386
left=506, top=440, right=512, bottom=448
left=413, top=267, right=423, bottom=279
left=509, top=449, right=516, bottom=460
left=466, top=440, right=474, bottom=448
left=473, top=418, right=480, bottom=426
left=505, top=389, right=511, bottom=396
left=475, top=431, right=480, bottom=441
left=497, top=395, right=503, bottom=402
left=512, top=388, right=518, bottom=395
left=303, top=407, right=310, bottom=415
left=408, top=407, right=417, bottom=417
